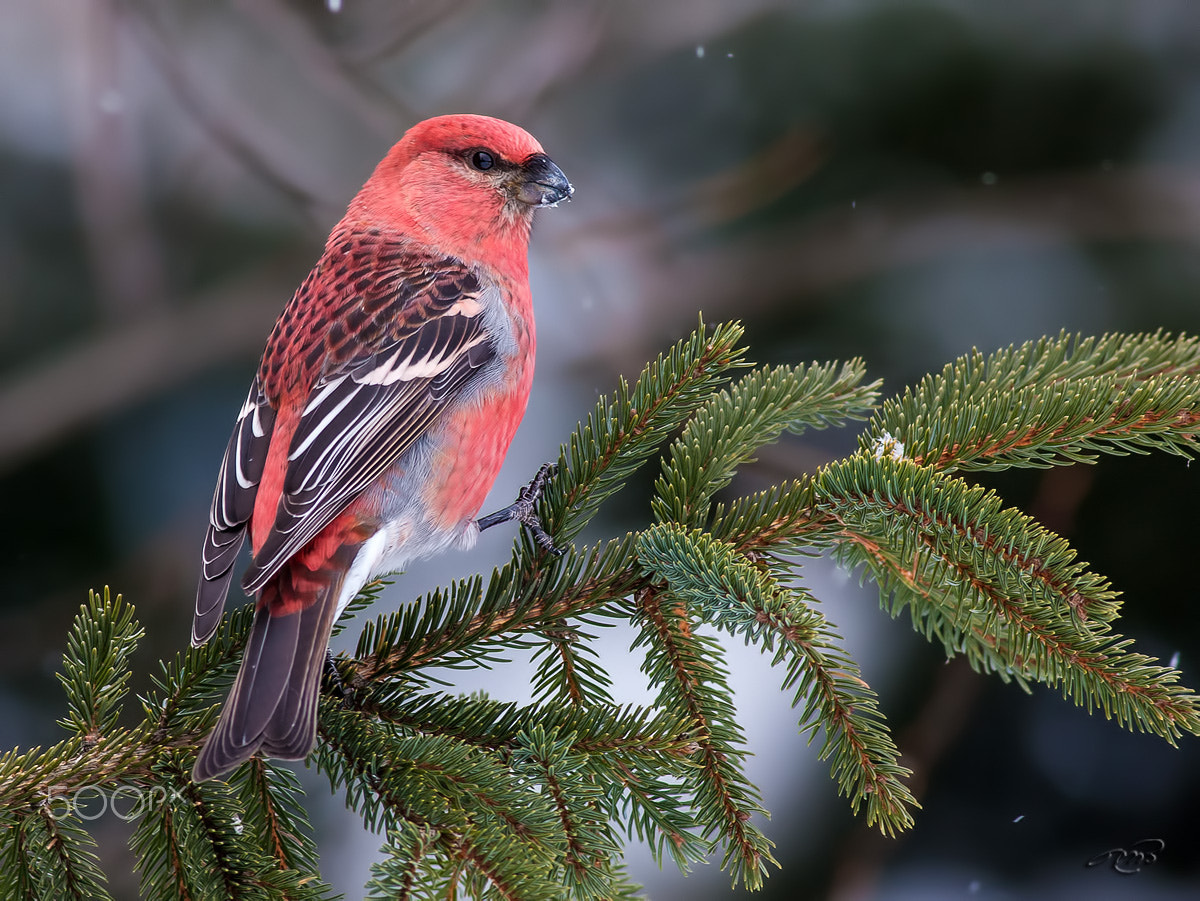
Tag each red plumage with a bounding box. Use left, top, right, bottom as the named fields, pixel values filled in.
left=191, top=115, right=572, bottom=782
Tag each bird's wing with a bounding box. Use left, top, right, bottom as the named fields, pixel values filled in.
left=193, top=244, right=500, bottom=639
left=241, top=248, right=498, bottom=594
left=193, top=379, right=276, bottom=644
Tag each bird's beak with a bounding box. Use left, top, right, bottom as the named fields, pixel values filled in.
left=514, top=153, right=574, bottom=207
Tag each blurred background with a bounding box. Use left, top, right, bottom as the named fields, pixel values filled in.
left=3, top=0, right=1200, bottom=897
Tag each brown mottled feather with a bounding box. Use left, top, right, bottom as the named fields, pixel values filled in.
left=242, top=236, right=493, bottom=595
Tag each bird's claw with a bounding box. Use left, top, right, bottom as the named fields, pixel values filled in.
left=323, top=648, right=352, bottom=707
left=478, top=462, right=563, bottom=555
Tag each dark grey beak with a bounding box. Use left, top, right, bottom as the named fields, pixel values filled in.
left=516, top=153, right=573, bottom=207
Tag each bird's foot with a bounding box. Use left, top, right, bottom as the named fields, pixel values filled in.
left=477, top=462, right=562, bottom=555
left=323, top=648, right=352, bottom=707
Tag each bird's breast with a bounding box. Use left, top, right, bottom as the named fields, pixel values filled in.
left=423, top=363, right=534, bottom=531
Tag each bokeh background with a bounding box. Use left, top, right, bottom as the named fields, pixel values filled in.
left=3, top=0, right=1200, bottom=898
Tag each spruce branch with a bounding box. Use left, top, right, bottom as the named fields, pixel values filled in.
left=868, top=330, right=1200, bottom=471
left=637, top=523, right=823, bottom=648
left=58, top=588, right=144, bottom=742
left=654, top=360, right=879, bottom=526
left=788, top=618, right=917, bottom=833
left=0, top=808, right=111, bottom=901
left=708, top=477, right=824, bottom=553
left=348, top=536, right=646, bottom=684
left=510, top=724, right=622, bottom=898
left=542, top=317, right=751, bottom=545
left=631, top=584, right=777, bottom=889
left=365, top=823, right=440, bottom=901
left=357, top=691, right=696, bottom=763
left=5, top=323, right=1200, bottom=898
left=317, top=707, right=569, bottom=901
left=528, top=620, right=615, bottom=706
left=637, top=523, right=916, bottom=835
left=231, top=759, right=324, bottom=878
left=819, top=455, right=1200, bottom=742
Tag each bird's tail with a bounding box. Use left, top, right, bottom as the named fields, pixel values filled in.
left=191, top=559, right=346, bottom=783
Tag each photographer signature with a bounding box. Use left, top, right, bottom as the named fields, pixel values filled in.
left=1084, top=839, right=1165, bottom=875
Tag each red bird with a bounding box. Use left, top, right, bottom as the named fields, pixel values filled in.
left=191, top=114, right=572, bottom=782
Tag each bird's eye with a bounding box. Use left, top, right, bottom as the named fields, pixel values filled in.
left=469, top=150, right=495, bottom=171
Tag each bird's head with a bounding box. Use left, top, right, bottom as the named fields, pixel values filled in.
left=349, top=114, right=572, bottom=270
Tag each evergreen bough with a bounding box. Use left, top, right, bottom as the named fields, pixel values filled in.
left=2, top=321, right=1197, bottom=898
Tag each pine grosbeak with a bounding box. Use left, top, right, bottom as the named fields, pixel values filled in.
left=191, top=114, right=572, bottom=782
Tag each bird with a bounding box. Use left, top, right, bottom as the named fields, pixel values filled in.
left=190, top=114, right=572, bottom=782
